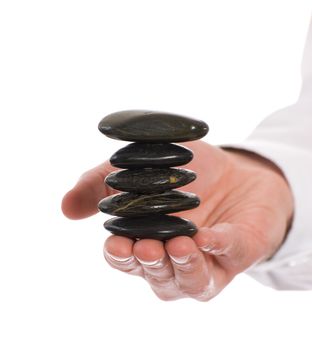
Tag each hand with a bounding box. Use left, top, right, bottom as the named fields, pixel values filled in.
left=62, top=140, right=293, bottom=301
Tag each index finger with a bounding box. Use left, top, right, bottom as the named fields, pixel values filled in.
left=61, top=160, right=118, bottom=220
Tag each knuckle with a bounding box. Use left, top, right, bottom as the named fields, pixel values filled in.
left=176, top=277, right=216, bottom=300
left=150, top=285, right=182, bottom=301
left=120, top=265, right=141, bottom=275
left=186, top=286, right=215, bottom=301
left=154, top=293, right=180, bottom=302
left=144, top=273, right=176, bottom=289
left=173, top=263, right=197, bottom=274
left=141, top=264, right=172, bottom=279
left=193, top=293, right=215, bottom=302
left=190, top=279, right=217, bottom=301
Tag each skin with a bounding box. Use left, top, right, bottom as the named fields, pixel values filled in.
left=62, top=141, right=294, bottom=301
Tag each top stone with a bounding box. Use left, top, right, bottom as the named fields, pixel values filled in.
left=98, top=110, right=209, bottom=142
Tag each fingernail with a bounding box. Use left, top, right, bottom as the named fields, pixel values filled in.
left=199, top=245, right=226, bottom=256
left=105, top=252, right=134, bottom=263
left=199, top=245, right=214, bottom=253
left=135, top=256, right=164, bottom=267
left=169, top=254, right=191, bottom=264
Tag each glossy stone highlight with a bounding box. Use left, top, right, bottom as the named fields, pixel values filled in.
left=104, top=215, right=197, bottom=240
left=110, top=142, right=193, bottom=169
left=98, top=190, right=200, bottom=217
left=98, top=110, right=209, bottom=142
left=105, top=168, right=196, bottom=194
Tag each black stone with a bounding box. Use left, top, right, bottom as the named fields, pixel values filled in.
left=110, top=142, right=193, bottom=169
left=104, top=214, right=197, bottom=240
left=98, top=110, right=209, bottom=142
left=98, top=190, right=200, bottom=217
left=105, top=168, right=196, bottom=194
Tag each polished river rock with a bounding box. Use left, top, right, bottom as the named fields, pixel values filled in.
left=98, top=190, right=200, bottom=217
left=98, top=110, right=209, bottom=142
left=104, top=215, right=197, bottom=240
left=110, top=142, right=193, bottom=169
left=105, top=168, right=196, bottom=193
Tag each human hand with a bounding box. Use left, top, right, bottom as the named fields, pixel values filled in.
left=62, top=140, right=293, bottom=301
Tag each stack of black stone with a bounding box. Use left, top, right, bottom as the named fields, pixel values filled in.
left=97, top=110, right=209, bottom=241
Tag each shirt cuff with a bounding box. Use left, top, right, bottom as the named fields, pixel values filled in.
left=220, top=139, right=312, bottom=290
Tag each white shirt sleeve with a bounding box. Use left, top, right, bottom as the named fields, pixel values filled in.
left=222, top=18, right=312, bottom=290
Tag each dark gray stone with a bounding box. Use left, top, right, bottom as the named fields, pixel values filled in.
left=110, top=142, right=193, bottom=169
left=98, top=190, right=200, bottom=217
left=104, top=214, right=197, bottom=240
left=105, top=168, right=196, bottom=193
left=98, top=110, right=209, bottom=142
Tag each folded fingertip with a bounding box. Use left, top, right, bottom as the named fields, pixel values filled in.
left=194, top=224, right=235, bottom=256
left=105, top=251, right=135, bottom=263
left=192, top=227, right=214, bottom=247
left=104, top=235, right=135, bottom=258
left=169, top=254, right=192, bottom=265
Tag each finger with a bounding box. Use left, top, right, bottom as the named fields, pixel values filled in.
left=104, top=235, right=144, bottom=276
left=165, top=236, right=215, bottom=301
left=193, top=223, right=249, bottom=271
left=62, top=160, right=118, bottom=219
left=133, top=239, right=183, bottom=301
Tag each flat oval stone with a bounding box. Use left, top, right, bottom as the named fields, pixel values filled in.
left=98, top=110, right=209, bottom=142
left=104, top=214, right=197, bottom=240
left=110, top=142, right=193, bottom=169
left=98, top=190, right=200, bottom=217
left=105, top=168, right=196, bottom=193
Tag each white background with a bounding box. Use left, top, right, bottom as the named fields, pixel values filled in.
left=0, top=0, right=311, bottom=349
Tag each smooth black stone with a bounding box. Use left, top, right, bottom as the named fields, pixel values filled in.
left=98, top=190, right=200, bottom=217
left=104, top=215, right=197, bottom=240
left=105, top=168, right=196, bottom=194
left=98, top=110, right=209, bottom=142
left=110, top=142, right=193, bottom=169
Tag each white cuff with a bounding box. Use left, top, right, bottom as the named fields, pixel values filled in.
left=220, top=104, right=312, bottom=289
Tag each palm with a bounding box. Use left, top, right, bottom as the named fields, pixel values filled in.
left=62, top=140, right=292, bottom=301
left=173, top=141, right=286, bottom=282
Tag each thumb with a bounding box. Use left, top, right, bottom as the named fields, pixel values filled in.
left=61, top=160, right=118, bottom=220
